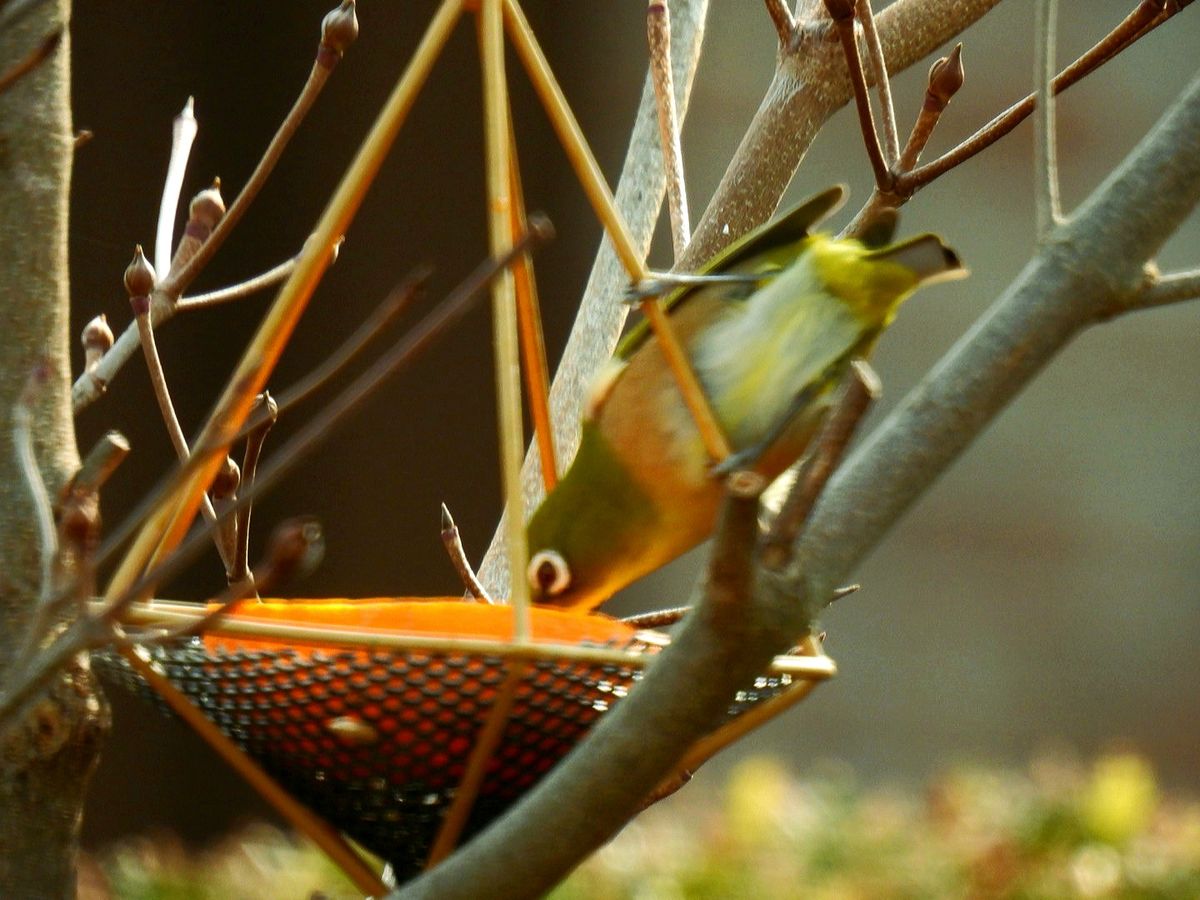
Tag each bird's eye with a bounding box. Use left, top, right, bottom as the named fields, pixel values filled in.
left=527, top=550, right=571, bottom=597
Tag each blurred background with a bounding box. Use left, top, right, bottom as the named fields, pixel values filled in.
left=68, top=1, right=1198, bottom=853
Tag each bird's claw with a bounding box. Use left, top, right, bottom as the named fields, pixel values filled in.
left=624, top=270, right=767, bottom=305
left=710, top=446, right=763, bottom=477
left=622, top=277, right=672, bottom=305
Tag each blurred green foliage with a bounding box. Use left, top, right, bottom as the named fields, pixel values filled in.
left=81, top=752, right=1200, bottom=899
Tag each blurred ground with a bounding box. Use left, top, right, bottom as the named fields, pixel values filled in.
left=68, top=0, right=1199, bottom=852
left=81, top=752, right=1200, bottom=899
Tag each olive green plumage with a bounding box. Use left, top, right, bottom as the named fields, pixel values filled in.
left=526, top=186, right=965, bottom=610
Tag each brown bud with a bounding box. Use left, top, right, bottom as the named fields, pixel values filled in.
left=926, top=44, right=964, bottom=111
left=82, top=314, right=114, bottom=371
left=254, top=390, right=279, bottom=426
left=212, top=456, right=241, bottom=501
left=124, top=245, right=156, bottom=298
left=321, top=0, right=359, bottom=58
left=265, top=516, right=325, bottom=585
left=823, top=0, right=856, bottom=23
left=525, top=212, right=556, bottom=246
left=166, top=180, right=225, bottom=280
left=188, top=179, right=226, bottom=231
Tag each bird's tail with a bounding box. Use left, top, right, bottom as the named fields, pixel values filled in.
left=867, top=233, right=967, bottom=285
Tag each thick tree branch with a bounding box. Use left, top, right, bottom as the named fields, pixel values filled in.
left=394, top=69, right=1200, bottom=900
left=792, top=69, right=1200, bottom=606
left=0, top=3, right=110, bottom=896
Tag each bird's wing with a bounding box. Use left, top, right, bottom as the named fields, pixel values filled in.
left=615, top=185, right=848, bottom=361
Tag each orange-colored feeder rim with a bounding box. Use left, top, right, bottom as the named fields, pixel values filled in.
left=202, top=597, right=640, bottom=653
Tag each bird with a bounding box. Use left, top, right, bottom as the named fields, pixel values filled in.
left=525, top=185, right=965, bottom=610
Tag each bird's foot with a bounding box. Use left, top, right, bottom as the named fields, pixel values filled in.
left=710, top=444, right=766, bottom=477
left=623, top=270, right=765, bottom=304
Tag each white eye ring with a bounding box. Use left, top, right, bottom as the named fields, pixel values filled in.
left=528, top=550, right=571, bottom=597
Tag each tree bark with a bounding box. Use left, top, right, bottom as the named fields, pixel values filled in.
left=0, top=4, right=109, bottom=896
left=393, top=66, right=1200, bottom=900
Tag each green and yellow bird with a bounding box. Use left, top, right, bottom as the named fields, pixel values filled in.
left=526, top=185, right=965, bottom=610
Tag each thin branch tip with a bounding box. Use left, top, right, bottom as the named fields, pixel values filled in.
left=763, top=0, right=797, bottom=45
left=441, top=502, right=493, bottom=603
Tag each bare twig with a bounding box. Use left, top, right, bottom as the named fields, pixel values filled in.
left=0, top=25, right=58, bottom=96
left=441, top=504, right=494, bottom=603
left=11, top=365, right=56, bottom=603
left=126, top=247, right=233, bottom=571
left=856, top=0, right=899, bottom=166
left=174, top=251, right=305, bottom=311
left=71, top=431, right=130, bottom=495
left=92, top=223, right=547, bottom=629
left=761, top=360, right=880, bottom=570
left=155, top=97, right=198, bottom=276
left=229, top=392, right=278, bottom=586
left=166, top=181, right=226, bottom=283
left=897, top=0, right=1180, bottom=193
left=72, top=187, right=241, bottom=413
left=1034, top=0, right=1063, bottom=238
left=621, top=607, right=690, bottom=628
left=897, top=45, right=963, bottom=172
left=683, top=0, right=1001, bottom=268
left=763, top=0, right=796, bottom=45
left=648, top=1, right=690, bottom=259
left=707, top=470, right=768, bottom=617
left=243, top=263, right=426, bottom=431
left=1133, top=267, right=1200, bottom=310
left=104, top=0, right=460, bottom=599
left=824, top=0, right=891, bottom=190
left=137, top=517, right=322, bottom=643
left=157, top=0, right=357, bottom=300
left=8, top=431, right=127, bottom=680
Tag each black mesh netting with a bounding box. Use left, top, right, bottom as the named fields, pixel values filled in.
left=96, top=636, right=796, bottom=879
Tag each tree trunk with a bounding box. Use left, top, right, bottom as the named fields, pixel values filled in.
left=0, top=3, right=109, bottom=896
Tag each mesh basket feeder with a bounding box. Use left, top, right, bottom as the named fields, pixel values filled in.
left=102, top=596, right=835, bottom=880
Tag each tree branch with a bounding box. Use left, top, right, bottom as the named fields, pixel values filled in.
left=790, top=71, right=1200, bottom=606
left=392, top=68, right=1200, bottom=900
left=1034, top=0, right=1063, bottom=237
left=682, top=0, right=1002, bottom=270
left=0, top=3, right=109, bottom=894
left=1127, top=266, right=1200, bottom=310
